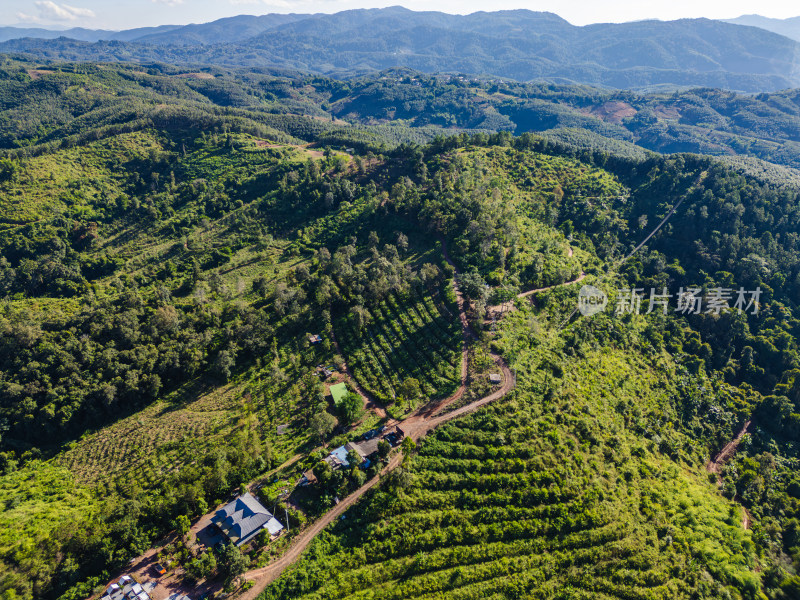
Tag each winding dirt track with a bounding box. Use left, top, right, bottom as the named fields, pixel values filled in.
left=238, top=250, right=517, bottom=600
left=706, top=420, right=754, bottom=531
left=485, top=272, right=586, bottom=321
left=517, top=272, right=586, bottom=299
left=707, top=420, right=752, bottom=475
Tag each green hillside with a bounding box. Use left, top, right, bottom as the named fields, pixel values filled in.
left=2, top=57, right=800, bottom=600
left=263, top=338, right=761, bottom=600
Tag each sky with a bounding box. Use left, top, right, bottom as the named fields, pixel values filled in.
left=3, top=0, right=800, bottom=30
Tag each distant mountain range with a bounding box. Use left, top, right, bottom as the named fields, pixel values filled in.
left=2, top=7, right=800, bottom=92
left=0, top=24, right=182, bottom=43
left=0, top=14, right=312, bottom=45
left=724, top=14, right=800, bottom=42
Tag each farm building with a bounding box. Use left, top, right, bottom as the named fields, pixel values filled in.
left=298, top=470, right=317, bottom=486
left=348, top=438, right=381, bottom=467
left=324, top=438, right=381, bottom=470
left=489, top=373, right=502, bottom=384
left=349, top=438, right=380, bottom=459
left=102, top=576, right=152, bottom=600
left=329, top=382, right=349, bottom=406
left=324, top=445, right=351, bottom=468
left=212, top=493, right=284, bottom=546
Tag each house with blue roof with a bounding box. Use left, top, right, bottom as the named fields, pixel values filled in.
left=211, top=492, right=284, bottom=546
left=325, top=445, right=351, bottom=468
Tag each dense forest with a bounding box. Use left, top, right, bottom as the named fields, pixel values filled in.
left=2, top=55, right=800, bottom=600
left=4, top=58, right=800, bottom=172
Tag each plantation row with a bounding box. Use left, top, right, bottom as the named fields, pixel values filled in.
left=57, top=421, right=212, bottom=485
left=264, top=402, right=693, bottom=600
left=56, top=415, right=204, bottom=474
left=337, top=290, right=462, bottom=405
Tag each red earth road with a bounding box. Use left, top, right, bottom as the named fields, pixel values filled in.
left=238, top=248, right=515, bottom=600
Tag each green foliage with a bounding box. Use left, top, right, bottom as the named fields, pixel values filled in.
left=337, top=393, right=364, bottom=426
left=2, top=59, right=800, bottom=600
left=218, top=543, right=249, bottom=582
left=186, top=549, right=216, bottom=580
left=310, top=411, right=337, bottom=441
left=174, top=514, right=191, bottom=536
left=262, top=342, right=760, bottom=600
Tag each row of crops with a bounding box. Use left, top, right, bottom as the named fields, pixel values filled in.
left=336, top=290, right=463, bottom=405
left=56, top=416, right=216, bottom=486
left=264, top=399, right=690, bottom=600
left=261, top=334, right=762, bottom=600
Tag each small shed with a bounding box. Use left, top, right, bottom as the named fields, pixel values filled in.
left=309, top=334, right=323, bottom=344
left=299, top=470, right=317, bottom=486
left=489, top=373, right=502, bottom=385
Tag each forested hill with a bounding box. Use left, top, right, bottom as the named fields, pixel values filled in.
left=6, top=59, right=800, bottom=172
left=2, top=7, right=800, bottom=92
left=3, top=56, right=800, bottom=600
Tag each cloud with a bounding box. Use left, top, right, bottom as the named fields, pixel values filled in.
left=16, top=1, right=96, bottom=22
left=14, top=12, right=40, bottom=23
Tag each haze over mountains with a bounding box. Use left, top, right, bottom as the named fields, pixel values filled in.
left=2, top=8, right=800, bottom=92
left=724, top=14, right=800, bottom=42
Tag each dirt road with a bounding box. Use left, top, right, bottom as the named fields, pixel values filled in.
left=706, top=420, right=754, bottom=532
left=239, top=361, right=511, bottom=600
left=240, top=452, right=403, bottom=599
left=707, top=420, right=752, bottom=474
left=238, top=246, right=520, bottom=599
left=485, top=272, right=586, bottom=321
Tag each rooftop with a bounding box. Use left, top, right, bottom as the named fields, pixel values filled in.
left=212, top=493, right=283, bottom=546
left=348, top=437, right=381, bottom=458
left=329, top=445, right=350, bottom=466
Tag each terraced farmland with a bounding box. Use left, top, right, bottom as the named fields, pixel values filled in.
left=260, top=342, right=759, bottom=600
left=54, top=384, right=236, bottom=484
left=54, top=367, right=311, bottom=489
left=336, top=290, right=463, bottom=406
